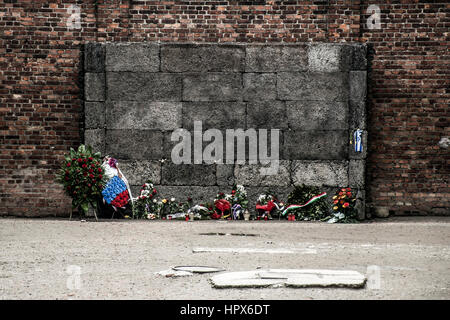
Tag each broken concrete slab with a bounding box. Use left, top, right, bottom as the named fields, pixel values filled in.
left=192, top=247, right=317, bottom=254
left=209, top=269, right=366, bottom=289
left=156, top=269, right=193, bottom=277
left=172, top=266, right=225, bottom=273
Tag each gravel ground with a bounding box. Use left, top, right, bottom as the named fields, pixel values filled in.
left=0, top=216, right=449, bottom=300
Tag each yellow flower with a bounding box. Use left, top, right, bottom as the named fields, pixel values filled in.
left=162, top=199, right=167, bottom=204
left=332, top=196, right=338, bottom=200
left=124, top=215, right=130, bottom=219
left=333, top=206, right=338, bottom=211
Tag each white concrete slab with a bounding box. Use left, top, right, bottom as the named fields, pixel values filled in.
left=209, top=269, right=366, bottom=289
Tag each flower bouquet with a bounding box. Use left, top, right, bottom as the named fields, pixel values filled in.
left=101, top=156, right=133, bottom=215
left=284, top=184, right=329, bottom=221
left=57, top=145, right=106, bottom=218
left=132, top=181, right=158, bottom=219
left=255, top=192, right=285, bottom=220
left=326, top=187, right=358, bottom=223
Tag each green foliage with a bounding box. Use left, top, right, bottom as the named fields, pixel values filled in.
left=56, top=145, right=106, bottom=216
left=286, top=184, right=329, bottom=221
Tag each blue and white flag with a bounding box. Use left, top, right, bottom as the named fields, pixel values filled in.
left=354, top=129, right=363, bottom=152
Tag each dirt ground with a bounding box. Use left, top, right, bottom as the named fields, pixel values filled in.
left=0, top=216, right=449, bottom=300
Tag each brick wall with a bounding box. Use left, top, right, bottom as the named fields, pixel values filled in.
left=0, top=0, right=448, bottom=217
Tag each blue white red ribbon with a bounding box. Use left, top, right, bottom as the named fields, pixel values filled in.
left=354, top=129, right=363, bottom=152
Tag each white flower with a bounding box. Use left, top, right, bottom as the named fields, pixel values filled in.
left=170, top=197, right=175, bottom=202
left=153, top=199, right=157, bottom=203
left=225, top=194, right=232, bottom=200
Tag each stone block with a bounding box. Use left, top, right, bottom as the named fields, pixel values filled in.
left=351, top=44, right=367, bottom=71
left=161, top=44, right=245, bottom=72
left=292, top=160, right=349, bottom=187
left=245, top=45, right=308, bottom=72
left=161, top=163, right=216, bottom=186
left=247, top=101, right=287, bottom=129
left=107, top=72, right=182, bottom=101
left=84, top=102, right=105, bottom=129
left=106, top=101, right=182, bottom=130
left=84, top=129, right=105, bottom=154
left=286, top=101, right=348, bottom=131
left=85, top=73, right=105, bottom=101
left=105, top=130, right=163, bottom=160
left=234, top=161, right=291, bottom=187
left=105, top=43, right=159, bottom=72
left=349, top=130, right=368, bottom=159
left=182, top=73, right=242, bottom=102
left=182, top=102, right=246, bottom=130
left=216, top=164, right=235, bottom=187
left=284, top=130, right=348, bottom=160
left=84, top=42, right=105, bottom=72
left=349, top=100, right=366, bottom=130
left=118, top=159, right=161, bottom=186
left=243, top=73, right=277, bottom=101
left=348, top=160, right=365, bottom=188
left=277, top=72, right=348, bottom=102
left=354, top=189, right=366, bottom=220
left=350, top=71, right=367, bottom=102
left=308, top=44, right=351, bottom=72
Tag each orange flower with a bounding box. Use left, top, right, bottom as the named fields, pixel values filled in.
left=343, top=202, right=350, bottom=208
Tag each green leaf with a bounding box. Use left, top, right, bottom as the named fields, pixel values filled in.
left=80, top=201, right=89, bottom=214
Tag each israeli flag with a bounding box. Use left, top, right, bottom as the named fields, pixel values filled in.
left=354, top=129, right=363, bottom=152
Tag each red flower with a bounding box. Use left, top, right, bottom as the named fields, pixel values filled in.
left=66, top=163, right=71, bottom=167
left=89, top=169, right=93, bottom=173
left=231, top=190, right=236, bottom=194
left=98, top=168, right=102, bottom=173
left=65, top=176, right=69, bottom=180
left=153, top=189, right=156, bottom=193
left=343, top=202, right=350, bottom=208
left=89, top=174, right=94, bottom=178
left=89, top=157, right=93, bottom=161
left=98, top=174, right=102, bottom=179
left=83, top=172, right=87, bottom=176
left=82, top=164, right=87, bottom=168
left=77, top=158, right=82, bottom=163
left=346, top=192, right=352, bottom=197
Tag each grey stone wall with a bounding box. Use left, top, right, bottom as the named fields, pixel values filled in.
left=84, top=42, right=367, bottom=219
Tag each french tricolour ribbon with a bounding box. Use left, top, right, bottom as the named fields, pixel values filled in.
left=281, top=192, right=327, bottom=216
left=354, top=129, right=363, bottom=152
